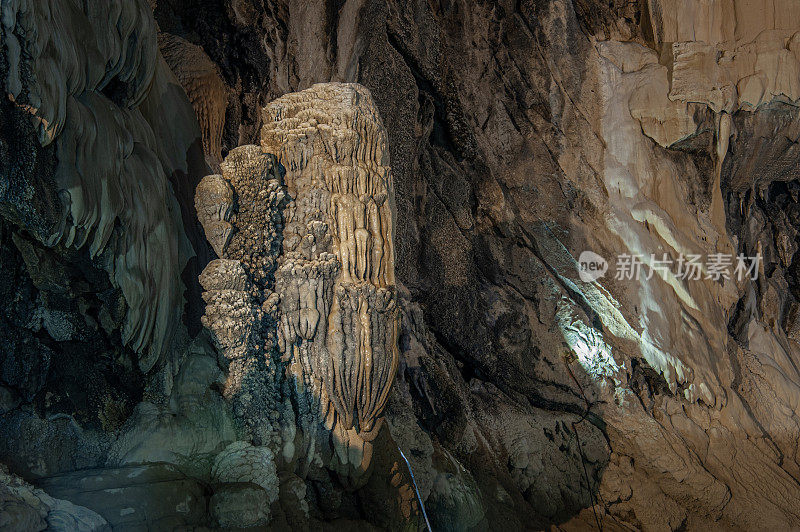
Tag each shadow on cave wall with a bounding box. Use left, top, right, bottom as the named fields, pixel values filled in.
left=410, top=239, right=614, bottom=529
left=0, top=68, right=210, bottom=479
left=722, top=102, right=800, bottom=343
left=149, top=0, right=617, bottom=528
left=722, top=103, right=800, bottom=449
left=0, top=0, right=704, bottom=528
left=0, top=98, right=143, bottom=477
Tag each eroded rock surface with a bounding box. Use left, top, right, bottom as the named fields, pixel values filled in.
left=5, top=0, right=800, bottom=530
left=0, top=0, right=200, bottom=371
left=0, top=465, right=108, bottom=532
left=196, top=83, right=400, bottom=484
left=266, top=83, right=399, bottom=479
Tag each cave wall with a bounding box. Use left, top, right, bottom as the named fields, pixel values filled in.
left=3, top=0, right=800, bottom=530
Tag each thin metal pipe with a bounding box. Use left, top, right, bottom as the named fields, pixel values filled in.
left=398, top=446, right=433, bottom=531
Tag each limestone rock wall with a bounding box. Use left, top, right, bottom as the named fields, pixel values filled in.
left=0, top=0, right=200, bottom=371
left=6, top=0, right=800, bottom=530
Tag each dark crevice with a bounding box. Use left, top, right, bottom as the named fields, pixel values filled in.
left=325, top=0, right=346, bottom=65
left=385, top=30, right=466, bottom=160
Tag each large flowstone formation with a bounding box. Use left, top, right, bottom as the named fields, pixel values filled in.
left=196, top=83, right=399, bottom=480
left=0, top=0, right=197, bottom=372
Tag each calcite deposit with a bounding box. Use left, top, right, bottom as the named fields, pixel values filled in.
left=5, top=0, right=800, bottom=530
left=265, top=84, right=399, bottom=477
left=195, top=83, right=399, bottom=482
left=0, top=0, right=198, bottom=373
left=158, top=32, right=228, bottom=166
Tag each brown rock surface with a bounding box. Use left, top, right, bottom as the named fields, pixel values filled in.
left=2, top=0, right=800, bottom=530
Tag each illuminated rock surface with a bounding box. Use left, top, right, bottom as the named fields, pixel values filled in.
left=2, top=0, right=800, bottom=529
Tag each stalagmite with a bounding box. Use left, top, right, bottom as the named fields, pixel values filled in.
left=195, top=83, right=399, bottom=478
left=263, top=83, right=399, bottom=476
left=196, top=149, right=286, bottom=397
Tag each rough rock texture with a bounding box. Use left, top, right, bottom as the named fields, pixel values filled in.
left=0, top=465, right=108, bottom=532
left=0, top=0, right=207, bottom=482
left=5, top=0, right=800, bottom=530
left=0, top=0, right=198, bottom=370
left=266, top=83, right=399, bottom=479
left=159, top=32, right=228, bottom=167
left=195, top=83, right=400, bottom=487
left=161, top=0, right=800, bottom=528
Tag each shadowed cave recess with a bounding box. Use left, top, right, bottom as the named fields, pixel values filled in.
left=3, top=0, right=800, bottom=530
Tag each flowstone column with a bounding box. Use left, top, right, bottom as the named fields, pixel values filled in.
left=195, top=146, right=289, bottom=446
left=263, top=83, right=399, bottom=479
left=196, top=83, right=399, bottom=481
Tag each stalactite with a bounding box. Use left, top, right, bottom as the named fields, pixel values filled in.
left=158, top=32, right=227, bottom=166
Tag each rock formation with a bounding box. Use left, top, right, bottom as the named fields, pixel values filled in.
left=5, top=0, right=800, bottom=530
left=0, top=0, right=200, bottom=373
left=266, top=83, right=399, bottom=477
left=0, top=465, right=108, bottom=531
left=196, top=83, right=399, bottom=481
left=159, top=32, right=228, bottom=167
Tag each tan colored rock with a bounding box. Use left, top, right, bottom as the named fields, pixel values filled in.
left=159, top=32, right=227, bottom=164
left=262, top=83, right=399, bottom=477
left=638, top=1, right=800, bottom=115
left=220, top=146, right=287, bottom=288
left=195, top=174, right=234, bottom=257
left=193, top=85, right=398, bottom=480
left=669, top=41, right=736, bottom=112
